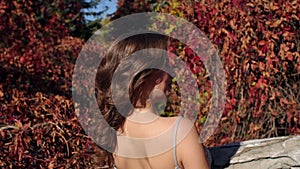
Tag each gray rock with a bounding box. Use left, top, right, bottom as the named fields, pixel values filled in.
left=208, top=135, right=300, bottom=169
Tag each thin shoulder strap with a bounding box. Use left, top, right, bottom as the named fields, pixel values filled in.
left=173, top=116, right=183, bottom=169
left=110, top=153, right=118, bottom=169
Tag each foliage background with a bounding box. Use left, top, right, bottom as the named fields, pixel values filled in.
left=0, top=0, right=299, bottom=168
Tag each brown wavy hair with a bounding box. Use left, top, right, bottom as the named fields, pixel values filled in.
left=94, top=33, right=169, bottom=168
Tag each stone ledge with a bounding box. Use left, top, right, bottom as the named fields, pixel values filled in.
left=208, top=135, right=300, bottom=169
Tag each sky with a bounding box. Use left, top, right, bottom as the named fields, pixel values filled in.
left=83, top=0, right=118, bottom=21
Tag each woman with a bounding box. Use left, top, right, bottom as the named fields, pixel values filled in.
left=95, top=33, right=211, bottom=169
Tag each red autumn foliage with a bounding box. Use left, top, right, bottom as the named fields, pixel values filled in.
left=0, top=0, right=98, bottom=168
left=113, top=0, right=300, bottom=146
left=0, top=0, right=300, bottom=168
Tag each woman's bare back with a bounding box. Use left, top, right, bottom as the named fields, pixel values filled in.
left=114, top=116, right=210, bottom=169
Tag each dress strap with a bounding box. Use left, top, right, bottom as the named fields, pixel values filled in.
left=110, top=153, right=118, bottom=169
left=173, top=116, right=183, bottom=169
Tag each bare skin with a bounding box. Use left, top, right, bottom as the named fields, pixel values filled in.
left=113, top=73, right=210, bottom=169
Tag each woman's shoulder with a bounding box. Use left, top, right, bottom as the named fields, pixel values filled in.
left=159, top=116, right=195, bottom=140
left=160, top=116, right=194, bottom=128
left=172, top=117, right=210, bottom=169
left=160, top=115, right=194, bottom=123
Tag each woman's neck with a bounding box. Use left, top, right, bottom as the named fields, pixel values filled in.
left=128, top=102, right=159, bottom=124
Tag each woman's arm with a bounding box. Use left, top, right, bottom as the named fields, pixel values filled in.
left=177, top=119, right=210, bottom=169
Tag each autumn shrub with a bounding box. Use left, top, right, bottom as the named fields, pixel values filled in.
left=1, top=0, right=300, bottom=168
left=113, top=0, right=300, bottom=146
left=0, top=0, right=101, bottom=168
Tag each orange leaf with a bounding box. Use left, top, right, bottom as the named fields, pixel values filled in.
left=272, top=33, right=279, bottom=40
left=271, top=5, right=279, bottom=10
left=258, top=40, right=266, bottom=46
left=271, top=19, right=282, bottom=27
